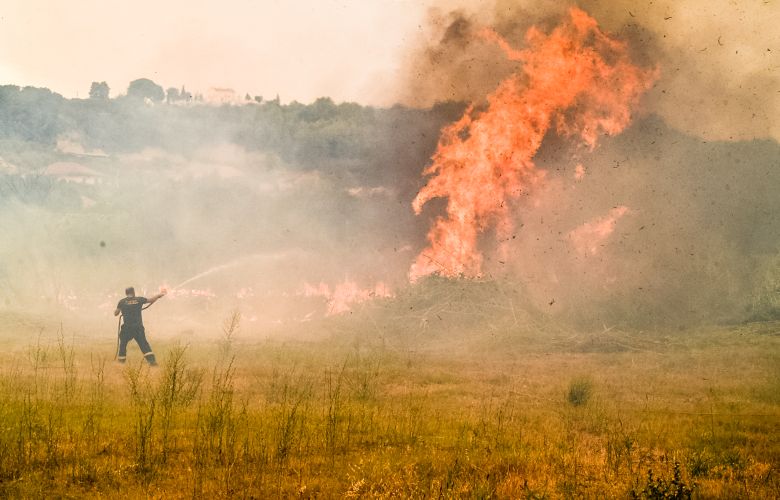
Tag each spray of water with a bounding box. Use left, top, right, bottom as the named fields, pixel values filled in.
left=170, top=254, right=271, bottom=291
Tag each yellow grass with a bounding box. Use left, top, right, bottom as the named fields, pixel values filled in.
left=0, top=315, right=777, bottom=498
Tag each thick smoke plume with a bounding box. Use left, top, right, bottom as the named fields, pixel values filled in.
left=401, top=2, right=779, bottom=327
left=410, top=8, right=656, bottom=281
left=0, top=95, right=455, bottom=331
left=402, top=0, right=779, bottom=142
left=0, top=1, right=777, bottom=334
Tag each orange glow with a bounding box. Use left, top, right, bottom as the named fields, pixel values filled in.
left=410, top=8, right=657, bottom=281
left=569, top=206, right=629, bottom=256
left=300, top=280, right=393, bottom=315
left=574, top=164, right=586, bottom=181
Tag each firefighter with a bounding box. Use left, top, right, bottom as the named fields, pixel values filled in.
left=114, top=286, right=166, bottom=365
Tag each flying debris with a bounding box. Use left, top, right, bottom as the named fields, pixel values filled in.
left=410, top=8, right=657, bottom=281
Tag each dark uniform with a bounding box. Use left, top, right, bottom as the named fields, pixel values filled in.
left=116, top=296, right=157, bottom=365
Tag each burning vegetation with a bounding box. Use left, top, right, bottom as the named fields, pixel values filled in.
left=0, top=5, right=776, bottom=327
left=410, top=8, right=656, bottom=280
left=0, top=2, right=778, bottom=497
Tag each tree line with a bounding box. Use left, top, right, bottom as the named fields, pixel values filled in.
left=0, top=79, right=463, bottom=165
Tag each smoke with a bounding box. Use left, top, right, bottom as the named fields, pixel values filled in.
left=400, top=0, right=780, bottom=142
left=0, top=2, right=777, bottom=334
left=0, top=97, right=459, bottom=330
left=398, top=2, right=780, bottom=327
left=502, top=117, right=780, bottom=326
left=408, top=8, right=657, bottom=281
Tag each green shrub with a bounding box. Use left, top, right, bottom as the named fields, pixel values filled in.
left=566, top=377, right=593, bottom=406
left=631, top=462, right=695, bottom=499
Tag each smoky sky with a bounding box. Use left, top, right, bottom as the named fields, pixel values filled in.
left=0, top=1, right=777, bottom=333
left=399, top=0, right=780, bottom=143
left=396, top=1, right=780, bottom=327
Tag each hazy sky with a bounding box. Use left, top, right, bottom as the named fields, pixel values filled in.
left=1, top=0, right=777, bottom=141
left=0, top=0, right=446, bottom=105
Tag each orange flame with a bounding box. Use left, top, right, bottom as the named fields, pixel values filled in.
left=410, top=8, right=657, bottom=281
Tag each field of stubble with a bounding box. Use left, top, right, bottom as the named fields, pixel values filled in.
left=0, top=309, right=777, bottom=499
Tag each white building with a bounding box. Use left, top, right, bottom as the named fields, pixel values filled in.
left=44, top=162, right=104, bottom=185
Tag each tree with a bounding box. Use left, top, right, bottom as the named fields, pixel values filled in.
left=126, top=78, right=164, bottom=102
left=166, top=87, right=181, bottom=103
left=89, top=81, right=110, bottom=99
left=300, top=97, right=336, bottom=122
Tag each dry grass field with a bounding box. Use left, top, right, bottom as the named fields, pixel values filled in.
left=0, top=304, right=777, bottom=499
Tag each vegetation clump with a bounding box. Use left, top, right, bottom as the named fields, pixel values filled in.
left=566, top=377, right=593, bottom=406
left=631, top=462, right=696, bottom=499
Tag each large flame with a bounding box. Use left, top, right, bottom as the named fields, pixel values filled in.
left=410, top=8, right=657, bottom=281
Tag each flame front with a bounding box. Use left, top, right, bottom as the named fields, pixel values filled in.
left=410, top=8, right=657, bottom=281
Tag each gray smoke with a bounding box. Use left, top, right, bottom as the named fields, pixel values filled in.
left=394, top=1, right=780, bottom=327
left=399, top=0, right=779, bottom=142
